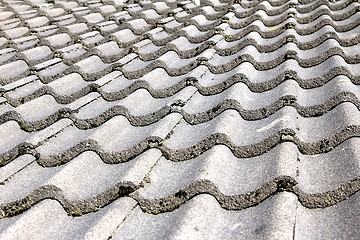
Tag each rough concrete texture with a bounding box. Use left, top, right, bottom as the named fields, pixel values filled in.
left=0, top=0, right=359, bottom=239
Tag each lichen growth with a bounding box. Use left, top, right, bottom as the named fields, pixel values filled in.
left=281, top=134, right=294, bottom=142
left=143, top=174, right=151, bottom=184
left=69, top=210, right=82, bottom=217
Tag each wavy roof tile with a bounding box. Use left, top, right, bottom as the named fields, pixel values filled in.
left=0, top=0, right=359, bottom=239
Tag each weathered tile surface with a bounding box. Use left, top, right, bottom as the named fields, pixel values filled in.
left=0, top=0, right=359, bottom=239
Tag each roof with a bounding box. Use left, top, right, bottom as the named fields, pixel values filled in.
left=0, top=0, right=359, bottom=239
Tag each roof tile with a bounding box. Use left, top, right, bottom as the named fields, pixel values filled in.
left=0, top=0, right=359, bottom=238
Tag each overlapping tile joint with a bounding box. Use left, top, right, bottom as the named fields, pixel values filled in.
left=0, top=0, right=359, bottom=239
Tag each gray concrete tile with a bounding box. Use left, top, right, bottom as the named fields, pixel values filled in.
left=64, top=22, right=89, bottom=35
left=0, top=60, right=29, bottom=85
left=0, top=121, right=29, bottom=154
left=25, top=16, right=49, bottom=28
left=98, top=5, right=117, bottom=15
left=11, top=35, right=39, bottom=50
left=147, top=28, right=171, bottom=41
left=296, top=191, right=360, bottom=240
left=183, top=77, right=360, bottom=113
left=111, top=29, right=139, bottom=46
left=141, top=9, right=161, bottom=21
left=21, top=46, right=52, bottom=62
left=75, top=86, right=196, bottom=119
left=135, top=39, right=161, bottom=55
left=94, top=41, right=123, bottom=58
left=3, top=27, right=29, bottom=39
left=47, top=73, right=87, bottom=95
left=0, top=198, right=137, bottom=240
left=152, top=2, right=170, bottom=13
left=0, top=155, right=35, bottom=183
left=0, top=18, right=22, bottom=30
left=36, top=61, right=69, bottom=80
left=138, top=143, right=298, bottom=199
left=1, top=75, right=38, bottom=92
left=74, top=55, right=110, bottom=75
left=0, top=149, right=160, bottom=202
left=164, top=18, right=183, bottom=32
left=95, top=21, right=118, bottom=33
left=181, top=24, right=210, bottom=39
left=0, top=0, right=359, bottom=238
left=58, top=44, right=87, bottom=60
left=165, top=103, right=359, bottom=149
left=110, top=10, right=132, bottom=22
left=0, top=48, right=16, bottom=63
left=113, top=193, right=297, bottom=240
left=5, top=78, right=43, bottom=99
left=126, top=18, right=151, bottom=34
left=44, top=33, right=72, bottom=48
left=33, top=25, right=59, bottom=37
left=298, top=138, right=360, bottom=194
left=13, top=95, right=67, bottom=121
left=42, top=7, right=66, bottom=18
left=53, top=14, right=77, bottom=26
left=0, top=11, right=14, bottom=21
left=169, top=36, right=203, bottom=52
left=79, top=31, right=105, bottom=46
left=0, top=37, right=8, bottom=48
left=37, top=113, right=182, bottom=155
left=126, top=3, right=143, bottom=14
left=58, top=1, right=79, bottom=10
left=83, top=12, right=105, bottom=24
left=72, top=7, right=91, bottom=17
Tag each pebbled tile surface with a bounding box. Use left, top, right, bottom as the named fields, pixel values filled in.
left=0, top=0, right=359, bottom=239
